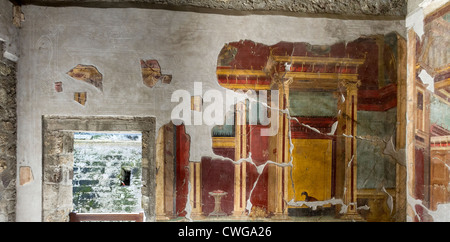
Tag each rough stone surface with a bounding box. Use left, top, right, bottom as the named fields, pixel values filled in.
left=20, top=0, right=407, bottom=17
left=72, top=133, right=142, bottom=213
left=41, top=116, right=155, bottom=222
left=0, top=42, right=17, bottom=222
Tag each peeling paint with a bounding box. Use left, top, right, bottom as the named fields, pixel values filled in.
left=382, top=186, right=394, bottom=214
left=184, top=180, right=193, bottom=222
left=13, top=4, right=411, bottom=221
left=418, top=69, right=434, bottom=92
left=327, top=121, right=338, bottom=135
left=140, top=59, right=172, bottom=88
left=383, top=136, right=406, bottom=166
left=67, top=64, right=103, bottom=91
left=405, top=0, right=450, bottom=222
left=406, top=8, right=425, bottom=40
left=19, top=166, right=33, bottom=186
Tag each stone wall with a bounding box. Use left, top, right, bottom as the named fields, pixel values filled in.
left=0, top=41, right=17, bottom=222
left=18, top=0, right=407, bottom=17
left=42, top=130, right=74, bottom=222
left=72, top=133, right=142, bottom=213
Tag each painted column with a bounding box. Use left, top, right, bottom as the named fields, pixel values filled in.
left=395, top=33, right=407, bottom=222
left=233, top=101, right=247, bottom=217
left=339, top=79, right=362, bottom=220
left=273, top=79, right=291, bottom=219
left=189, top=162, right=203, bottom=218
left=155, top=127, right=167, bottom=220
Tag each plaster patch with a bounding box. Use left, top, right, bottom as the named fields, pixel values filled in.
left=67, top=64, right=103, bottom=91
left=140, top=59, right=172, bottom=88
left=382, top=186, right=394, bottom=214
left=54, top=82, right=63, bottom=92
left=418, top=69, right=434, bottom=92
left=3, top=51, right=19, bottom=62
left=19, top=166, right=33, bottom=186
left=406, top=8, right=425, bottom=40
left=184, top=181, right=193, bottom=221
left=74, top=92, right=87, bottom=106
left=429, top=203, right=450, bottom=222
left=383, top=136, right=406, bottom=166
left=327, top=121, right=338, bottom=135
left=420, top=0, right=450, bottom=15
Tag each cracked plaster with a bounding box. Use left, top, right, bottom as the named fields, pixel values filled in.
left=11, top=3, right=409, bottom=221
left=0, top=0, right=445, bottom=223
left=405, top=0, right=450, bottom=222
left=189, top=37, right=405, bottom=221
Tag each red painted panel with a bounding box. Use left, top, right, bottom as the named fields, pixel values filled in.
left=227, top=40, right=271, bottom=70
left=201, top=157, right=235, bottom=216
left=357, top=83, right=398, bottom=111
left=249, top=126, right=270, bottom=164
left=212, top=148, right=235, bottom=160
left=247, top=126, right=270, bottom=210
left=414, top=148, right=425, bottom=200
left=345, top=38, right=379, bottom=89
left=176, top=124, right=190, bottom=217
left=246, top=163, right=269, bottom=211
left=221, top=37, right=384, bottom=90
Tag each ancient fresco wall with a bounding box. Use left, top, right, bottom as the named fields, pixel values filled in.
left=7, top=0, right=450, bottom=223
left=207, top=36, right=406, bottom=221
left=406, top=0, right=450, bottom=222
left=15, top=4, right=406, bottom=221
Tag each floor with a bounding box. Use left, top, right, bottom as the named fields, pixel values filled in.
left=161, top=215, right=354, bottom=222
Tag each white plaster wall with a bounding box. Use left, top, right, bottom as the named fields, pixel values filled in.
left=16, top=5, right=405, bottom=221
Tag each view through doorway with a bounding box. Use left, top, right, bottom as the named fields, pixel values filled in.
left=72, top=132, right=143, bottom=214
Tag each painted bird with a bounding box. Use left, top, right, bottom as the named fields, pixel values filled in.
left=301, top=191, right=318, bottom=202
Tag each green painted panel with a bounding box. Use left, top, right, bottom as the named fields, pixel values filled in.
left=357, top=109, right=397, bottom=189
left=289, top=91, right=337, bottom=117
left=430, top=95, right=450, bottom=130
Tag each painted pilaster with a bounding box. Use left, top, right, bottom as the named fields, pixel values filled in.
left=233, top=101, right=247, bottom=217
left=339, top=79, right=362, bottom=220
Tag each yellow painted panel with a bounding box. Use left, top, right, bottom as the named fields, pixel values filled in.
left=288, top=139, right=332, bottom=206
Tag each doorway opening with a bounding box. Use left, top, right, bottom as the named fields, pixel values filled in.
left=72, top=132, right=143, bottom=214
left=42, top=116, right=155, bottom=222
